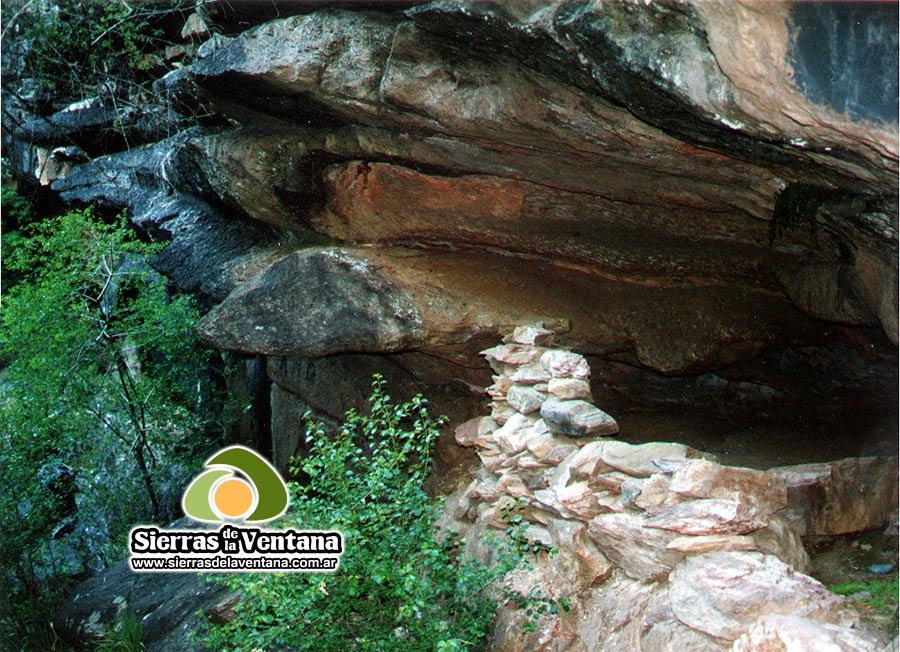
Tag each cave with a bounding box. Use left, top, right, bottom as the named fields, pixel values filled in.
left=4, top=0, right=897, bottom=650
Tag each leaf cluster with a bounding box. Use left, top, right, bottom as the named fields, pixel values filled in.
left=204, top=376, right=527, bottom=651
left=0, top=196, right=219, bottom=648
left=9, top=1, right=175, bottom=101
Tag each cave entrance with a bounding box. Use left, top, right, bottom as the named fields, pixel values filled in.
left=586, top=325, right=897, bottom=470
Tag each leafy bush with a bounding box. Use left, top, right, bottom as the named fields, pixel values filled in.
left=204, top=376, right=527, bottom=651
left=5, top=0, right=176, bottom=101
left=0, top=197, right=224, bottom=648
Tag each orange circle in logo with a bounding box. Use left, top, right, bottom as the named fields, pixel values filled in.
left=213, top=478, right=254, bottom=518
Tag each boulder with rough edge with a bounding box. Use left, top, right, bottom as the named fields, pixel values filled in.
left=454, top=416, right=497, bottom=448
left=547, top=377, right=592, bottom=400
left=505, top=385, right=548, bottom=414
left=547, top=519, right=613, bottom=589
left=567, top=440, right=615, bottom=480
left=588, top=512, right=684, bottom=580
left=540, top=350, right=591, bottom=379
left=732, top=614, right=885, bottom=652
left=556, top=481, right=608, bottom=520
left=669, top=459, right=787, bottom=514
left=494, top=412, right=538, bottom=455
left=198, top=250, right=422, bottom=356
left=540, top=396, right=619, bottom=437
left=526, top=433, right=578, bottom=466
left=668, top=551, right=851, bottom=641
left=752, top=513, right=810, bottom=572
left=771, top=456, right=899, bottom=536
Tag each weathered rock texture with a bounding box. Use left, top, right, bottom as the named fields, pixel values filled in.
left=6, top=3, right=897, bottom=649
left=442, top=332, right=889, bottom=651
left=40, top=1, right=898, bottom=369
left=4, top=0, right=889, bottom=472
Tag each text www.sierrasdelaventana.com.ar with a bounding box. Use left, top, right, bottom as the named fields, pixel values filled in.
left=129, top=524, right=343, bottom=573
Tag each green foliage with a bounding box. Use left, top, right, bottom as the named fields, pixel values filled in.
left=94, top=611, right=144, bottom=652
left=1, top=186, right=33, bottom=227
left=204, top=376, right=528, bottom=651
left=829, top=576, right=899, bottom=619
left=0, top=198, right=222, bottom=648
left=12, top=1, right=171, bottom=99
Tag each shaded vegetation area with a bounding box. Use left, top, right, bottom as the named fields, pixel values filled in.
left=204, top=376, right=559, bottom=652
left=0, top=191, right=234, bottom=649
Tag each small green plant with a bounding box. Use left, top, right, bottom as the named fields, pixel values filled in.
left=94, top=610, right=144, bottom=652
left=204, top=376, right=540, bottom=651
left=830, top=576, right=899, bottom=620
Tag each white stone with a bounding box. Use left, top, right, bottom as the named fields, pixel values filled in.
left=668, top=551, right=850, bottom=641
left=540, top=349, right=591, bottom=379
left=547, top=377, right=592, bottom=400
left=505, top=385, right=547, bottom=414
left=506, top=323, right=555, bottom=346
left=733, top=614, right=884, bottom=652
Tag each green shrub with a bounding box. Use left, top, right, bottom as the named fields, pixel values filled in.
left=9, top=0, right=172, bottom=100
left=0, top=201, right=224, bottom=648
left=204, top=376, right=529, bottom=651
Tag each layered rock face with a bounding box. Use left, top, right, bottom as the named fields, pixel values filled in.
left=28, top=0, right=896, bottom=475
left=442, top=330, right=891, bottom=651
left=12, top=2, right=896, bottom=650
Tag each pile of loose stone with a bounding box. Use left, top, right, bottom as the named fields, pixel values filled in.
left=440, top=325, right=888, bottom=652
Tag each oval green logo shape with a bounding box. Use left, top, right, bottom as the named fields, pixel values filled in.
left=182, top=445, right=289, bottom=523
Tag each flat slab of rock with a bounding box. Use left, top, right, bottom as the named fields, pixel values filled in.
left=666, top=534, right=757, bottom=554
left=669, top=459, right=787, bottom=514
left=668, top=551, right=850, bottom=641
left=598, top=440, right=696, bottom=478
left=771, top=456, right=899, bottom=536
left=481, top=343, right=546, bottom=366
left=646, top=497, right=769, bottom=536
left=732, top=614, right=885, bottom=651
left=588, top=512, right=684, bottom=580
left=540, top=396, right=619, bottom=437
left=547, top=377, right=592, bottom=400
